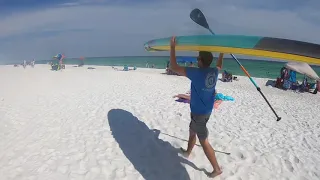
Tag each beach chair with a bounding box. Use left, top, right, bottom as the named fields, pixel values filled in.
left=283, top=79, right=292, bottom=90
left=51, top=64, right=59, bottom=71
left=275, top=78, right=283, bottom=88
left=298, top=77, right=309, bottom=92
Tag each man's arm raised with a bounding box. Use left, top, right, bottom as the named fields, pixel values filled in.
left=216, top=53, right=224, bottom=71
left=169, top=36, right=187, bottom=76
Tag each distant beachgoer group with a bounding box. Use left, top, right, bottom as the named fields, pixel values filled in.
left=16, top=59, right=35, bottom=68
left=221, top=70, right=238, bottom=82
left=145, top=62, right=155, bottom=68
left=275, top=66, right=319, bottom=94
left=50, top=61, right=65, bottom=71
left=165, top=61, right=194, bottom=75
left=112, top=65, right=137, bottom=71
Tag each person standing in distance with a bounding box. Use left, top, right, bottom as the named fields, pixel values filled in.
left=169, top=36, right=224, bottom=178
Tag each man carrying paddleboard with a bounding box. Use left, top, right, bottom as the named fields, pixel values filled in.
left=169, top=36, right=224, bottom=178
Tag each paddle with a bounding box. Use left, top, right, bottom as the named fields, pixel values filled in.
left=190, top=8, right=281, bottom=121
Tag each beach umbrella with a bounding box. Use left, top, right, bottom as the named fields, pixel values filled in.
left=285, top=62, right=319, bottom=80
left=53, top=53, right=65, bottom=60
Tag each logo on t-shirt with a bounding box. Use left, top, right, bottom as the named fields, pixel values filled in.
left=205, top=71, right=216, bottom=89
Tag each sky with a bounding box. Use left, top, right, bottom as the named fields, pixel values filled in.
left=0, top=0, right=320, bottom=62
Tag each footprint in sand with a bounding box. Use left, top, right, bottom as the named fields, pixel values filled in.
left=310, top=171, right=319, bottom=178
left=301, top=137, right=312, bottom=149
left=283, top=159, right=294, bottom=172
left=234, top=151, right=245, bottom=160
left=250, top=156, right=257, bottom=163
left=227, top=156, right=233, bottom=163
left=72, top=152, right=86, bottom=161
left=84, top=167, right=101, bottom=180
left=289, top=155, right=300, bottom=164
left=37, top=164, right=48, bottom=173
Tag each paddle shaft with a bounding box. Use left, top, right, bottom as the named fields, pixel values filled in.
left=208, top=28, right=281, bottom=121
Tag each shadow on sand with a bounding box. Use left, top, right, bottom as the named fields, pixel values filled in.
left=108, top=109, right=207, bottom=180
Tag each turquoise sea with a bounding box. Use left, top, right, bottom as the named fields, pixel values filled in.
left=37, top=56, right=320, bottom=81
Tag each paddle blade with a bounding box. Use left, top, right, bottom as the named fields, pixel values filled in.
left=190, top=8, right=210, bottom=29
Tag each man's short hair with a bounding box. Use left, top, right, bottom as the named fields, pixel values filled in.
left=199, top=51, right=213, bottom=67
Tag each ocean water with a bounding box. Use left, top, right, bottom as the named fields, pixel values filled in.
left=37, top=56, right=320, bottom=81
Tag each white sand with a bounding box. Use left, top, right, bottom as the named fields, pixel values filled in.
left=0, top=64, right=319, bottom=180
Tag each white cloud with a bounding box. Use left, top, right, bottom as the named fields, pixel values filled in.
left=0, top=0, right=320, bottom=62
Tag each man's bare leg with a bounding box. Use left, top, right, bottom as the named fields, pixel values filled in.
left=199, top=138, right=222, bottom=178
left=180, top=129, right=196, bottom=158
left=173, top=94, right=191, bottom=100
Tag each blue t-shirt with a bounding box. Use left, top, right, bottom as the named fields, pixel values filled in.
left=186, top=67, right=219, bottom=115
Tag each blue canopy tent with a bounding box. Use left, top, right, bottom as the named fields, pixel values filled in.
left=165, top=57, right=197, bottom=75
left=166, top=56, right=196, bottom=69
left=176, top=57, right=197, bottom=64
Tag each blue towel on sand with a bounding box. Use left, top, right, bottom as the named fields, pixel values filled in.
left=215, top=93, right=234, bottom=101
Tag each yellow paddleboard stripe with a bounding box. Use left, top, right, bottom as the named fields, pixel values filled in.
left=150, top=45, right=320, bottom=65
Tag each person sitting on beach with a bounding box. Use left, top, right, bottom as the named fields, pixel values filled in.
left=123, top=65, right=129, bottom=71
left=23, top=60, right=27, bottom=69
left=299, top=77, right=310, bottom=92
left=173, top=90, right=224, bottom=110
left=173, top=90, right=217, bottom=101
left=222, top=70, right=233, bottom=82
left=31, top=59, right=35, bottom=68
left=173, top=93, right=191, bottom=100
left=169, top=36, right=224, bottom=178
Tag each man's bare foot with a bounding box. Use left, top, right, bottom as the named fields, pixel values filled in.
left=206, top=170, right=222, bottom=178
left=180, top=147, right=190, bottom=158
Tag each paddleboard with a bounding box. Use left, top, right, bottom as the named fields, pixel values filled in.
left=144, top=35, right=320, bottom=65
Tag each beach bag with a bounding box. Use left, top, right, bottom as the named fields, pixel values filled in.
left=289, top=71, right=296, bottom=82
left=275, top=78, right=283, bottom=88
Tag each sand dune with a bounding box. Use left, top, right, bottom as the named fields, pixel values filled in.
left=0, top=65, right=319, bottom=180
